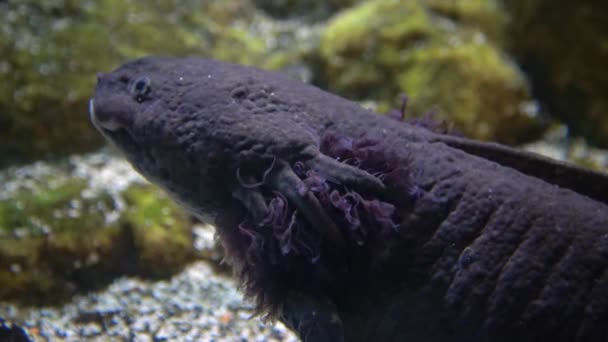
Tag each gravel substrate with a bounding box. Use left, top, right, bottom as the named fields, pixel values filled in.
left=0, top=261, right=298, bottom=342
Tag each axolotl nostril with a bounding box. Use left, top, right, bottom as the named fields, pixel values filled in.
left=90, top=56, right=608, bottom=342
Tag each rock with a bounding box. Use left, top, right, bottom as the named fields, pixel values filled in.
left=316, top=0, right=545, bottom=144
left=0, top=150, right=206, bottom=304
left=505, top=0, right=608, bottom=147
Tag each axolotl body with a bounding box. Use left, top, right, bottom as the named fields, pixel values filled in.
left=90, top=57, right=608, bottom=342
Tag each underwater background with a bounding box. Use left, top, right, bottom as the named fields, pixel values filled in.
left=1, top=0, right=607, bottom=340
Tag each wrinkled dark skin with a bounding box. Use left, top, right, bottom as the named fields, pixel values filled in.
left=90, top=57, right=608, bottom=342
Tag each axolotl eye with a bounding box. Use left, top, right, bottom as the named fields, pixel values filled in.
left=128, top=76, right=151, bottom=102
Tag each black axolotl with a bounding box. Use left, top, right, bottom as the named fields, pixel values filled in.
left=89, top=57, right=608, bottom=342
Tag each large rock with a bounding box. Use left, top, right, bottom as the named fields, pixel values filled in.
left=315, top=0, right=544, bottom=144
left=505, top=0, right=608, bottom=147
left=0, top=151, right=207, bottom=304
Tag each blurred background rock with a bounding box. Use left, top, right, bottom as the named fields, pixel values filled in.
left=0, top=0, right=607, bottom=340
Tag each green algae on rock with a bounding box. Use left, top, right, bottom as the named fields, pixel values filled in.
left=397, top=40, right=541, bottom=144
left=0, top=152, right=200, bottom=304
left=425, top=0, right=507, bottom=43
left=317, top=0, right=544, bottom=144
left=122, top=184, right=197, bottom=278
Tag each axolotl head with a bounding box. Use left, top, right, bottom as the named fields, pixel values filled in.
left=90, top=57, right=266, bottom=221
left=89, top=56, right=329, bottom=223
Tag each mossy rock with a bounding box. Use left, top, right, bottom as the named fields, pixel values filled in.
left=505, top=0, right=608, bottom=147
left=397, top=41, right=540, bottom=143
left=425, top=0, right=506, bottom=43
left=316, top=0, right=544, bottom=144
left=123, top=185, right=197, bottom=278
left=0, top=0, right=301, bottom=167
left=0, top=155, right=198, bottom=305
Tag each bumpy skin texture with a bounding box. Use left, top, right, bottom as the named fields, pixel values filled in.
left=90, top=57, right=608, bottom=342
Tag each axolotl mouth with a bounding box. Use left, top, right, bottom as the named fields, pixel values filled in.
left=88, top=98, right=141, bottom=156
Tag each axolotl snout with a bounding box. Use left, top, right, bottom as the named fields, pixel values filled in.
left=90, top=56, right=608, bottom=342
